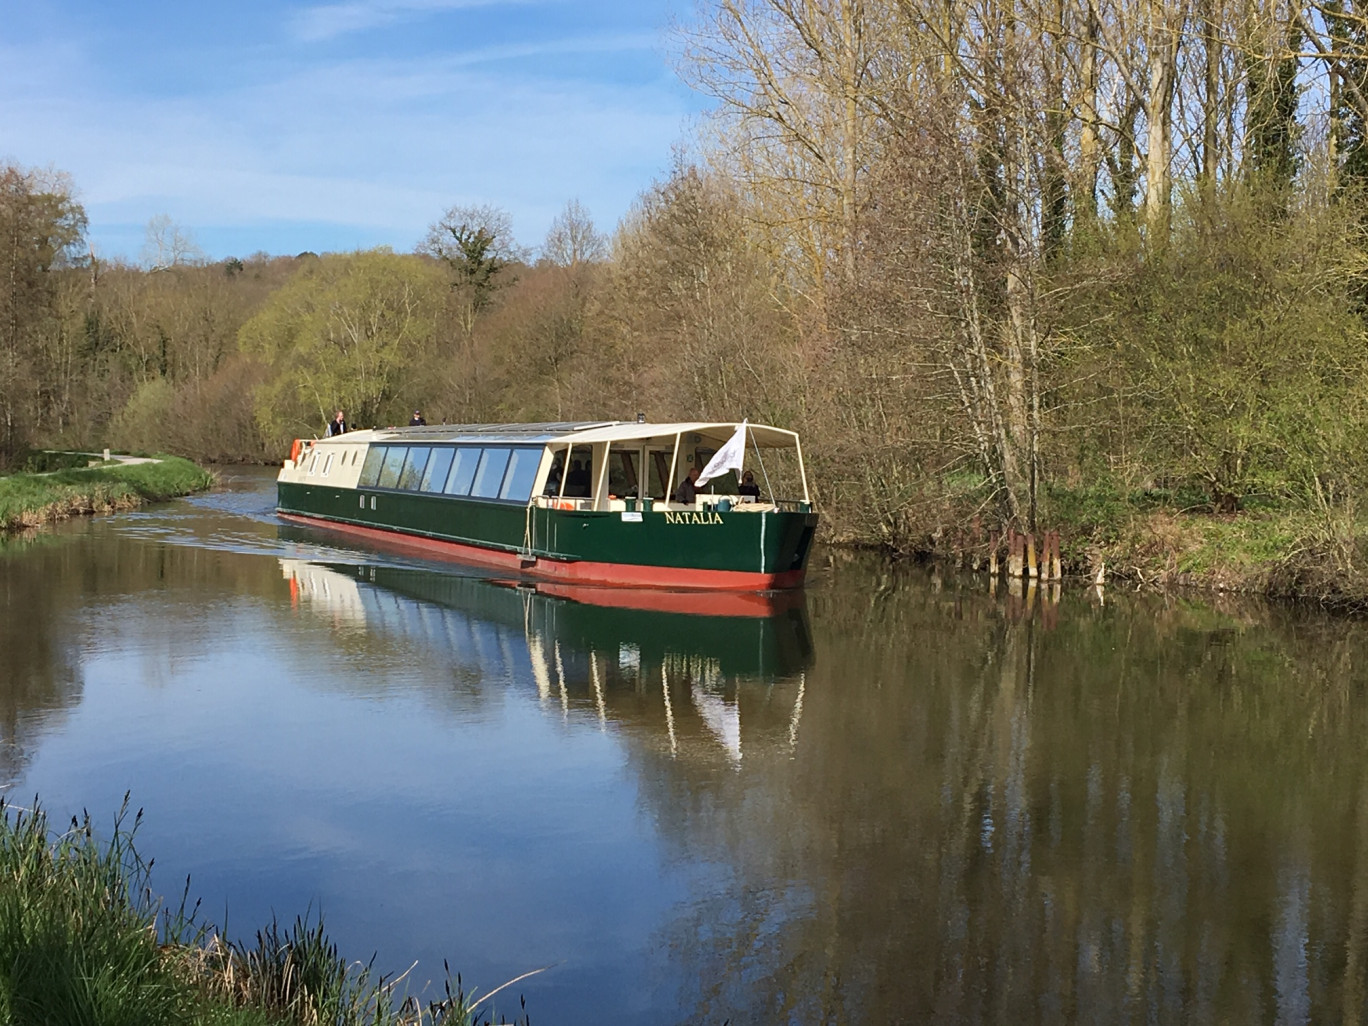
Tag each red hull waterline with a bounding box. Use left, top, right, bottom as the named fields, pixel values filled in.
left=278, top=512, right=807, bottom=591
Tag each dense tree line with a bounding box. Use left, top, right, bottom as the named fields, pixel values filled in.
left=8, top=0, right=1368, bottom=549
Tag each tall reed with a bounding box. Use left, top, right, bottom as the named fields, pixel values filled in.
left=0, top=796, right=526, bottom=1026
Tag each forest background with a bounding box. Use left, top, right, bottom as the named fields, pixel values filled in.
left=8, top=0, right=1368, bottom=594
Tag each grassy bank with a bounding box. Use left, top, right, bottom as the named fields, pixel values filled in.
left=0, top=797, right=526, bottom=1026
left=0, top=455, right=215, bottom=533
left=899, top=481, right=1368, bottom=609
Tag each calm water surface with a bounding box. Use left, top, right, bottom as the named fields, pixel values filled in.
left=3, top=466, right=1368, bottom=1023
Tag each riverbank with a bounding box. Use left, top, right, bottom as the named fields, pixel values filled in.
left=0, top=455, right=215, bottom=533
left=1077, top=506, right=1368, bottom=609
left=0, top=797, right=524, bottom=1026
left=897, top=484, right=1368, bottom=610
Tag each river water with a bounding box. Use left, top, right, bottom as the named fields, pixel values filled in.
left=4, top=466, right=1368, bottom=1023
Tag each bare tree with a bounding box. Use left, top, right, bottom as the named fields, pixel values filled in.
left=141, top=214, right=202, bottom=270
left=543, top=199, right=607, bottom=268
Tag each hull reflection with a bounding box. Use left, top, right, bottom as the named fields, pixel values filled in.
left=281, top=559, right=813, bottom=763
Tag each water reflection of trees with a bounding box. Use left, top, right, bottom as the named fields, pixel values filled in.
left=0, top=534, right=83, bottom=787
left=0, top=526, right=291, bottom=789
left=646, top=564, right=1368, bottom=1025
left=18, top=523, right=1368, bottom=1024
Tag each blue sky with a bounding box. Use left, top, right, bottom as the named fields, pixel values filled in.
left=0, top=0, right=706, bottom=262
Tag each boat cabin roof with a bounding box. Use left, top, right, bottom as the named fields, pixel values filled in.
left=338, top=420, right=802, bottom=449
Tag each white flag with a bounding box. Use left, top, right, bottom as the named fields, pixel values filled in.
left=696, top=421, right=747, bottom=488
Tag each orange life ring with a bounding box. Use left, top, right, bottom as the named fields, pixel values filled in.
left=290, top=438, right=303, bottom=463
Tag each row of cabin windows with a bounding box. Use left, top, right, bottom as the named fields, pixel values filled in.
left=357, top=444, right=543, bottom=503
left=304, top=448, right=361, bottom=477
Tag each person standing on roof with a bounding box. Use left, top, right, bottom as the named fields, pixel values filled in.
left=327, top=410, right=347, bottom=436
left=410, top=409, right=427, bottom=426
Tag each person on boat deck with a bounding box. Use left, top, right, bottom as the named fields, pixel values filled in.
left=738, top=470, right=761, bottom=501
left=409, top=409, right=426, bottom=426
left=327, top=410, right=347, bottom=436
left=564, top=459, right=592, bottom=497
left=675, top=465, right=701, bottom=504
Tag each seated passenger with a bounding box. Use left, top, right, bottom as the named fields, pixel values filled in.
left=674, top=466, right=701, bottom=504
left=543, top=459, right=564, bottom=496
left=564, top=459, right=591, bottom=497
left=738, top=470, right=761, bottom=501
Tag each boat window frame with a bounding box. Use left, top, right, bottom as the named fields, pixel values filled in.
left=442, top=447, right=480, bottom=496
left=470, top=447, right=512, bottom=499
left=419, top=446, right=455, bottom=493
left=562, top=445, right=594, bottom=498
left=397, top=446, right=431, bottom=491
left=376, top=446, right=409, bottom=489
left=499, top=447, right=542, bottom=502
left=358, top=446, right=385, bottom=488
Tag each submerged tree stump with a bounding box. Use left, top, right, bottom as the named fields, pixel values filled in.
left=1007, top=529, right=1024, bottom=578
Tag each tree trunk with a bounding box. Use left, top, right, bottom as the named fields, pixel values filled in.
left=1145, top=0, right=1184, bottom=240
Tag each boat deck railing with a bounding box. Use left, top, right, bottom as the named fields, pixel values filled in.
left=532, top=495, right=813, bottom=514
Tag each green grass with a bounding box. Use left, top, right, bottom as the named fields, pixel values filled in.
left=1171, top=514, right=1305, bottom=576
left=959, top=477, right=1368, bottom=596
left=0, top=455, right=215, bottom=532
left=0, top=796, right=527, bottom=1026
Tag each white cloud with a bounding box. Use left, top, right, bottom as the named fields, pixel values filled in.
left=0, top=33, right=696, bottom=258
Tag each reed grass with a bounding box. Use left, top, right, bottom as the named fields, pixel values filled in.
left=0, top=796, right=527, bottom=1026
left=0, top=455, right=215, bottom=532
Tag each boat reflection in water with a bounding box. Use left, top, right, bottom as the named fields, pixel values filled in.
left=279, top=558, right=813, bottom=763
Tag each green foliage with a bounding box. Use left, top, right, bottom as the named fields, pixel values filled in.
left=0, top=797, right=526, bottom=1026
left=11, top=449, right=94, bottom=474
left=0, top=164, right=88, bottom=464
left=1058, top=190, right=1368, bottom=509
left=113, top=377, right=178, bottom=454
left=238, top=251, right=446, bottom=445
left=0, top=797, right=192, bottom=1026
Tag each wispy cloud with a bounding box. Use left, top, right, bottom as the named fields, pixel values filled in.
left=0, top=39, right=692, bottom=257
left=291, top=0, right=542, bottom=42
left=0, top=1, right=700, bottom=259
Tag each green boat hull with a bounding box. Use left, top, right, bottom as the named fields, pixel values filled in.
left=277, top=481, right=817, bottom=589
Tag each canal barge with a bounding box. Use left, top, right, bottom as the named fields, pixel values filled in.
left=276, top=420, right=818, bottom=590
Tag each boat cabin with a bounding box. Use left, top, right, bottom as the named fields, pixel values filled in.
left=282, top=420, right=812, bottom=514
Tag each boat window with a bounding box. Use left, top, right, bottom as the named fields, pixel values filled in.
left=543, top=445, right=569, bottom=496
left=321, top=453, right=333, bottom=477
left=499, top=448, right=542, bottom=502
left=471, top=447, right=512, bottom=498
left=306, top=451, right=319, bottom=475
left=377, top=446, right=408, bottom=489
left=563, top=445, right=593, bottom=497
left=397, top=446, right=430, bottom=490
left=443, top=447, right=480, bottom=495
left=358, top=447, right=385, bottom=487
left=608, top=449, right=638, bottom=497
left=421, top=447, right=455, bottom=492
left=648, top=451, right=671, bottom=499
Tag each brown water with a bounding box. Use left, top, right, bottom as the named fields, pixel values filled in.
left=2, top=465, right=1367, bottom=1024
